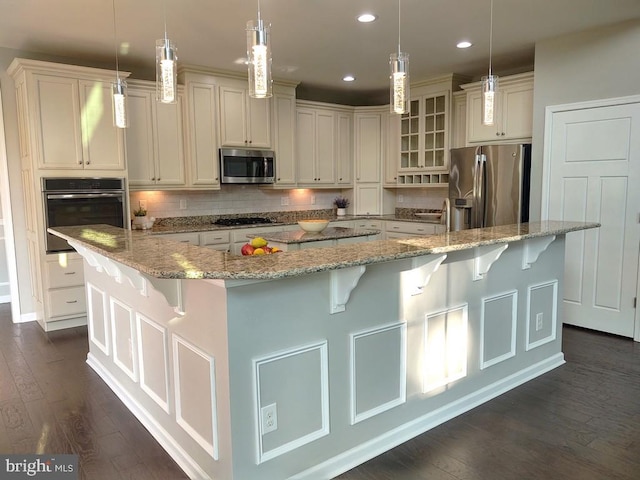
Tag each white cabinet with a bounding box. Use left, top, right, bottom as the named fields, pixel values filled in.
left=385, top=221, right=444, bottom=239
left=272, top=89, right=297, bottom=186
left=452, top=91, right=467, bottom=148
left=200, top=231, right=231, bottom=252
left=296, top=106, right=337, bottom=186
left=354, top=108, right=385, bottom=215
left=10, top=64, right=126, bottom=171
left=183, top=77, right=220, bottom=188
left=219, top=84, right=271, bottom=148
left=336, top=112, right=353, bottom=185
left=44, top=254, right=86, bottom=321
left=385, top=112, right=400, bottom=186
left=126, top=82, right=186, bottom=188
left=156, top=232, right=200, bottom=244
left=463, top=72, right=534, bottom=144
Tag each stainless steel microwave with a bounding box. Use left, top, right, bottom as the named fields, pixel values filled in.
left=219, top=148, right=275, bottom=184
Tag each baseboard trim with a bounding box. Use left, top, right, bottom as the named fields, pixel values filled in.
left=0, top=294, right=10, bottom=304
left=17, top=311, right=38, bottom=323
left=86, top=353, right=209, bottom=480
left=291, top=353, right=566, bottom=480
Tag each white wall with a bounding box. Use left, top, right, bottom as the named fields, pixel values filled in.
left=530, top=19, right=640, bottom=220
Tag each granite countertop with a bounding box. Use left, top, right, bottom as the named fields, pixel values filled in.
left=248, top=227, right=381, bottom=244
left=49, top=221, right=599, bottom=281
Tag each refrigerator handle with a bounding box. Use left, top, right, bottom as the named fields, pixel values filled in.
left=474, top=154, right=486, bottom=228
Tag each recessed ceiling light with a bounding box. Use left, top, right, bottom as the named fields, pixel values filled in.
left=457, top=41, right=473, bottom=49
left=343, top=75, right=355, bottom=82
left=357, top=13, right=377, bottom=23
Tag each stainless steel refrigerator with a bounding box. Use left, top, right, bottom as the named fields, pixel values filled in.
left=448, top=144, right=531, bottom=231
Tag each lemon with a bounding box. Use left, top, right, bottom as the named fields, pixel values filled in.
left=250, top=237, right=268, bottom=248
left=253, top=248, right=265, bottom=255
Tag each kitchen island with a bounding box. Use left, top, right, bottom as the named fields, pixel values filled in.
left=49, top=221, right=598, bottom=480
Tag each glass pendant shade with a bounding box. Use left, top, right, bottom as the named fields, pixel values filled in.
left=112, top=77, right=128, bottom=129
left=481, top=74, right=498, bottom=126
left=390, top=52, right=409, bottom=114
left=246, top=19, right=272, bottom=98
left=156, top=37, right=177, bottom=104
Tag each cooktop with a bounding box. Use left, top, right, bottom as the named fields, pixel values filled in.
left=213, top=217, right=275, bottom=227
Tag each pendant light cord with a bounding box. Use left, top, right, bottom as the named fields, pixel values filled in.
left=112, top=0, right=120, bottom=77
left=163, top=0, right=168, bottom=40
left=397, top=0, right=401, bottom=54
left=257, top=0, right=262, bottom=23
left=488, top=0, right=494, bottom=76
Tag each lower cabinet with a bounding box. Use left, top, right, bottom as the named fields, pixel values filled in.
left=44, top=253, right=87, bottom=329
left=385, top=221, right=445, bottom=239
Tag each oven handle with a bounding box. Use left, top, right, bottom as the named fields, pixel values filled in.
left=46, top=193, right=124, bottom=200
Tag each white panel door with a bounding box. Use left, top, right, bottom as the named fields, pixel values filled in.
left=544, top=101, right=640, bottom=337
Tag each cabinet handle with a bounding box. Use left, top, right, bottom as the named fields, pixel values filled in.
left=501, top=132, right=505, bottom=136
left=86, top=160, right=90, bottom=165
left=66, top=300, right=78, bottom=304
left=151, top=177, right=156, bottom=181
left=64, top=272, right=76, bottom=275
left=78, top=160, right=83, bottom=165
left=157, top=177, right=161, bottom=181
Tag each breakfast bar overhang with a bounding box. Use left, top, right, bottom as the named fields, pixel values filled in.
left=48, top=221, right=598, bottom=480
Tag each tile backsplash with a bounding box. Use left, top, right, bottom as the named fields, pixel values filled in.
left=130, top=186, right=447, bottom=219
left=130, top=187, right=345, bottom=219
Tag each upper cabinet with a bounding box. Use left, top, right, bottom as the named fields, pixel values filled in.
left=219, top=83, right=271, bottom=148
left=126, top=81, right=186, bottom=189
left=271, top=87, right=297, bottom=187
left=392, top=74, right=468, bottom=187
left=462, top=72, right=534, bottom=144
left=295, top=101, right=353, bottom=188
left=9, top=59, right=126, bottom=172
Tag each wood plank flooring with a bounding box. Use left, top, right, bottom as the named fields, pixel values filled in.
left=1, top=302, right=638, bottom=479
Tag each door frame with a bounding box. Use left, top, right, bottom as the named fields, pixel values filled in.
left=0, top=87, right=22, bottom=321
left=541, top=94, right=640, bottom=342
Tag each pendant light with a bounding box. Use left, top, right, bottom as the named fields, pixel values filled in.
left=246, top=0, right=272, bottom=98
left=481, top=0, right=498, bottom=126
left=111, top=0, right=127, bottom=128
left=156, top=0, right=177, bottom=104
left=390, top=0, right=409, bottom=114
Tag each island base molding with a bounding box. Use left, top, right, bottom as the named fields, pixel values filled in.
left=77, top=235, right=567, bottom=480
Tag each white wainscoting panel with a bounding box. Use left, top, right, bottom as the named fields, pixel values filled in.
left=350, top=323, right=407, bottom=424
left=254, top=341, right=329, bottom=464
left=110, top=298, right=137, bottom=382
left=87, top=282, right=109, bottom=355
left=480, top=290, right=518, bottom=369
left=526, top=280, right=559, bottom=351
left=423, top=305, right=468, bottom=393
left=173, top=335, right=219, bottom=460
left=136, top=313, right=170, bottom=413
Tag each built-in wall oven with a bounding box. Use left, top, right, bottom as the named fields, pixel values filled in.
left=42, top=178, right=127, bottom=253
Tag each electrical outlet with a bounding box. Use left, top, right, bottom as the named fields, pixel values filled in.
left=261, top=403, right=278, bottom=434
left=536, top=312, right=543, bottom=331
left=311, top=195, right=316, bottom=205
left=281, top=197, right=289, bottom=206
left=139, top=200, right=148, bottom=210
left=398, top=195, right=404, bottom=203
left=179, top=199, right=187, bottom=210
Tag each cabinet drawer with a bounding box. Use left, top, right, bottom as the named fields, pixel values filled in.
left=386, top=221, right=438, bottom=235
left=353, top=220, right=383, bottom=230
left=46, top=257, right=84, bottom=287
left=156, top=232, right=200, bottom=244
left=48, top=286, right=86, bottom=318
left=200, top=231, right=231, bottom=245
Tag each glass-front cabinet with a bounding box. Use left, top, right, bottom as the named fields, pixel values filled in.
left=393, top=75, right=469, bottom=187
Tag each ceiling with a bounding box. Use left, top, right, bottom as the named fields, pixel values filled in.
left=1, top=0, right=639, bottom=104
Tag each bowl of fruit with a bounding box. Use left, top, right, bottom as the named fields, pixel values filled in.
left=240, top=236, right=282, bottom=256
left=298, top=219, right=330, bottom=233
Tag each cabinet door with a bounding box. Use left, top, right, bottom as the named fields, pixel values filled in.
left=32, top=74, right=83, bottom=169
left=79, top=80, right=125, bottom=170
left=296, top=109, right=316, bottom=184
left=336, top=112, right=353, bottom=185
left=501, top=84, right=533, bottom=140
left=248, top=96, right=272, bottom=148
left=355, top=113, right=382, bottom=183
left=219, top=86, right=248, bottom=146
left=355, top=184, right=381, bottom=215
left=466, top=91, right=499, bottom=143
left=385, top=112, right=399, bottom=185
left=273, top=94, right=296, bottom=185
left=187, top=82, right=220, bottom=187
left=315, top=111, right=336, bottom=184
left=126, top=89, right=155, bottom=186
left=154, top=94, right=186, bottom=186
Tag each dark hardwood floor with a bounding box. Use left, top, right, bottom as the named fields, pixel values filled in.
left=1, top=302, right=639, bottom=479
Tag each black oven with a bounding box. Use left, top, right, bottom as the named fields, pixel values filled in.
left=42, top=178, right=127, bottom=253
